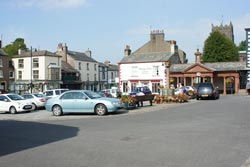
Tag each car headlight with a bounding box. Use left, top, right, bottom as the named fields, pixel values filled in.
left=111, top=101, right=120, bottom=105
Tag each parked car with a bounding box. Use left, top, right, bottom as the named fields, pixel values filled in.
left=44, top=89, right=69, bottom=99
left=196, top=82, right=220, bottom=100
left=45, top=90, right=123, bottom=116
left=0, top=94, right=33, bottom=114
left=97, top=91, right=113, bottom=98
left=174, top=87, right=184, bottom=95
left=101, top=88, right=122, bottom=98
left=184, top=86, right=197, bottom=98
left=129, top=86, right=152, bottom=96
left=22, top=93, right=47, bottom=110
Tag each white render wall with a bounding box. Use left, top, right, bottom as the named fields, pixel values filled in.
left=119, top=62, right=167, bottom=92
left=120, top=62, right=166, bottom=81
left=12, top=56, right=61, bottom=81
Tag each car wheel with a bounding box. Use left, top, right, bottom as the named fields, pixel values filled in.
left=95, top=104, right=107, bottom=116
left=32, top=103, right=37, bottom=111
left=52, top=105, right=63, bottom=116
left=9, top=106, right=17, bottom=114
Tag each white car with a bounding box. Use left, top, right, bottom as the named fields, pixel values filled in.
left=0, top=94, right=33, bottom=114
left=44, top=89, right=69, bottom=99
left=22, top=93, right=47, bottom=110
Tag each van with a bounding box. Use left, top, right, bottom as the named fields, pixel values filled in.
left=44, top=89, right=69, bottom=99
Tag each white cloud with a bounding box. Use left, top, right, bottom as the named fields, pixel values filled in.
left=11, top=0, right=88, bottom=10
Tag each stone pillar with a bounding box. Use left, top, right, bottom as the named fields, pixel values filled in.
left=235, top=75, right=240, bottom=94
left=223, top=77, right=227, bottom=95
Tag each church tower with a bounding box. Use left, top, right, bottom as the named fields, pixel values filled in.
left=212, top=22, right=234, bottom=42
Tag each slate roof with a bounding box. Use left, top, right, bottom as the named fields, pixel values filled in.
left=170, top=61, right=248, bottom=72
left=68, top=50, right=97, bottom=63
left=108, top=64, right=118, bottom=71
left=170, top=63, right=193, bottom=72
left=61, top=61, right=79, bottom=73
left=120, top=52, right=173, bottom=63
left=0, top=49, right=7, bottom=56
left=204, top=62, right=248, bottom=71
left=12, top=50, right=61, bottom=58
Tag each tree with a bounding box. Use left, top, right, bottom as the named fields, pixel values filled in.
left=237, top=40, right=246, bottom=51
left=202, top=31, right=239, bottom=62
left=3, top=38, right=27, bottom=58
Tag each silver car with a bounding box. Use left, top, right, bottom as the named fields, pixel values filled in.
left=45, top=90, right=123, bottom=116
left=22, top=93, right=47, bottom=110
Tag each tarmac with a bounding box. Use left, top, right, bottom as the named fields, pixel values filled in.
left=0, top=99, right=198, bottom=122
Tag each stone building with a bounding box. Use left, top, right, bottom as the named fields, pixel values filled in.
left=212, top=22, right=234, bottom=42
left=119, top=30, right=186, bottom=94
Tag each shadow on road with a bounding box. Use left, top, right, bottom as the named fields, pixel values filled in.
left=0, top=120, right=79, bottom=157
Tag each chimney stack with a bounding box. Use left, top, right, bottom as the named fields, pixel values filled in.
left=85, top=48, right=92, bottom=57
left=124, top=45, right=131, bottom=56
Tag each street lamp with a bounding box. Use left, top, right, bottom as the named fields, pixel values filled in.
left=30, top=46, right=33, bottom=93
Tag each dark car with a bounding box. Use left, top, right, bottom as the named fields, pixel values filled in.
left=129, top=86, right=152, bottom=96
left=196, top=82, right=220, bottom=100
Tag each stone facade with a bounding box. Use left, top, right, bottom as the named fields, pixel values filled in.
left=212, top=22, right=234, bottom=42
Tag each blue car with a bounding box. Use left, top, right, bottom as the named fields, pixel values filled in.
left=129, top=86, right=152, bottom=95
left=45, top=90, right=123, bottom=116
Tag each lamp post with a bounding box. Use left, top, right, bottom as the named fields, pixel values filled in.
left=30, top=46, right=33, bottom=93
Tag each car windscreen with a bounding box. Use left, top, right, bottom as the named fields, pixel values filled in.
left=7, top=94, right=24, bottom=101
left=84, top=91, right=102, bottom=99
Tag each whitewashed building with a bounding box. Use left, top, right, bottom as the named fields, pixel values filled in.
left=12, top=50, right=62, bottom=94
left=119, top=30, right=186, bottom=94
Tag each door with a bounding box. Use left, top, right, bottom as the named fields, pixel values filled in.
left=74, top=92, right=95, bottom=113
left=0, top=95, right=10, bottom=112
left=59, top=92, right=76, bottom=112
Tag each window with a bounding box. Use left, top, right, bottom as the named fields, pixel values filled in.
left=87, top=73, right=89, bottom=81
left=74, top=92, right=86, bottom=99
left=94, top=64, right=97, bottom=71
left=152, top=83, right=160, bottom=93
left=0, top=59, right=2, bottom=67
left=131, top=82, right=137, bottom=92
left=0, top=70, right=3, bottom=78
left=87, top=63, right=89, bottom=70
left=102, top=72, right=105, bottom=80
left=111, top=72, right=114, bottom=79
left=9, top=71, right=14, bottom=78
left=94, top=74, right=97, bottom=81
left=48, top=68, right=59, bottom=80
left=33, top=70, right=39, bottom=79
left=18, top=71, right=22, bottom=79
left=153, top=66, right=159, bottom=76
left=18, top=59, right=24, bottom=68
left=78, top=62, right=81, bottom=70
left=33, top=58, right=39, bottom=68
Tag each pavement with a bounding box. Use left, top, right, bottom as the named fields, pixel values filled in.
left=0, top=99, right=198, bottom=122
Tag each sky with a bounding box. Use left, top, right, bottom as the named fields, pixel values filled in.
left=1, top=0, right=250, bottom=64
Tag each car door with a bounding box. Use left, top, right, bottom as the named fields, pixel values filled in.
left=0, top=95, right=10, bottom=112
left=59, top=92, right=76, bottom=112
left=74, top=92, right=95, bottom=112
